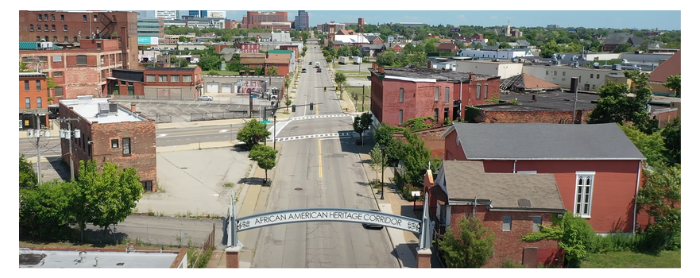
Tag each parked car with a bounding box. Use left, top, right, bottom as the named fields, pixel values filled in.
left=309, top=62, right=313, bottom=65
left=302, top=68, right=307, bottom=73
left=317, top=68, right=322, bottom=73
left=362, top=209, right=384, bottom=229
left=197, top=96, right=213, bottom=101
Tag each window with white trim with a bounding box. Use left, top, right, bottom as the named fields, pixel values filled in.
left=574, top=171, right=595, bottom=218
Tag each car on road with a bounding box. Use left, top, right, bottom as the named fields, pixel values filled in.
left=317, top=68, right=322, bottom=73
left=309, top=62, right=312, bottom=65
left=362, top=209, right=384, bottom=229
left=302, top=68, right=307, bottom=73
left=197, top=96, right=213, bottom=101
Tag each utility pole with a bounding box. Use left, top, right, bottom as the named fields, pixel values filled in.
left=27, top=113, right=51, bottom=185
left=362, top=85, right=365, bottom=112
left=58, top=117, right=81, bottom=181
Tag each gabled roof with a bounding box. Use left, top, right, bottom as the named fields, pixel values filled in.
left=444, top=123, right=646, bottom=160
left=440, top=161, right=566, bottom=211
left=516, top=40, right=530, bottom=46
left=240, top=57, right=266, bottom=64
left=437, top=43, right=458, bottom=50
left=604, top=33, right=644, bottom=46
left=649, top=50, right=680, bottom=83
left=500, top=73, right=560, bottom=91
left=365, top=35, right=381, bottom=42
left=362, top=44, right=385, bottom=50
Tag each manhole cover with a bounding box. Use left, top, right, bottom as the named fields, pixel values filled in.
left=294, top=188, right=303, bottom=191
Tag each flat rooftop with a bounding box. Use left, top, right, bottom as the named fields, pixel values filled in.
left=372, top=66, right=497, bottom=82
left=484, top=91, right=677, bottom=113
left=19, top=249, right=177, bottom=268
left=60, top=97, right=148, bottom=124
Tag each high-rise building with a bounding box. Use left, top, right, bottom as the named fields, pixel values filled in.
left=200, top=10, right=208, bottom=18
left=297, top=10, right=309, bottom=30
left=154, top=10, right=177, bottom=20
left=189, top=10, right=200, bottom=18
left=18, top=10, right=139, bottom=70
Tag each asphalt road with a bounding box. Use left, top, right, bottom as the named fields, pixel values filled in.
left=251, top=41, right=399, bottom=268
left=19, top=124, right=247, bottom=157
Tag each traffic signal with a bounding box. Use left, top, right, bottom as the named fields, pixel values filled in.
left=310, top=103, right=314, bottom=110
left=323, top=86, right=327, bottom=92
left=292, top=105, right=296, bottom=112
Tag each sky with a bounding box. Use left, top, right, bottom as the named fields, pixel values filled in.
left=140, top=10, right=681, bottom=31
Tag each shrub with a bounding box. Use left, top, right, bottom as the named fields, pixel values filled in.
left=501, top=259, right=524, bottom=268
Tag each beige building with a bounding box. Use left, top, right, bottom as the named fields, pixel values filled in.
left=523, top=65, right=619, bottom=91
left=455, top=60, right=524, bottom=80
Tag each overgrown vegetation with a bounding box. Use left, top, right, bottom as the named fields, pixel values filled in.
left=439, top=215, right=495, bottom=268
left=521, top=212, right=595, bottom=268
left=19, top=158, right=144, bottom=242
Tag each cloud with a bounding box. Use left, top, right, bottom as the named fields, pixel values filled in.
left=490, top=16, right=498, bottom=19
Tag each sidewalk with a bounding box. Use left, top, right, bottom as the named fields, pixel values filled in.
left=207, top=141, right=280, bottom=268
left=327, top=64, right=358, bottom=114
left=355, top=140, right=421, bottom=268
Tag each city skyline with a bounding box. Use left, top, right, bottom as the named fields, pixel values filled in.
left=138, top=10, right=681, bottom=30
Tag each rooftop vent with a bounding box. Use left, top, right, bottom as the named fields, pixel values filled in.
left=517, top=199, right=531, bottom=208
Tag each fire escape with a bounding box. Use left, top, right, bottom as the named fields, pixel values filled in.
left=97, top=13, right=117, bottom=39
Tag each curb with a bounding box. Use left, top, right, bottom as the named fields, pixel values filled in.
left=355, top=146, right=404, bottom=268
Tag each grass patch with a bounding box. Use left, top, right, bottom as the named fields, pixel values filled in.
left=346, top=86, right=371, bottom=112
left=335, top=69, right=370, bottom=77
left=582, top=250, right=680, bottom=268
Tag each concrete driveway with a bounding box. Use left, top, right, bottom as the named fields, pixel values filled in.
left=136, top=148, right=251, bottom=217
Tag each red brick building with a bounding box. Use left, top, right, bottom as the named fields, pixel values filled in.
left=107, top=67, right=204, bottom=100
left=20, top=39, right=129, bottom=100
left=58, top=96, right=157, bottom=192
left=369, top=64, right=500, bottom=127
left=280, top=45, right=300, bottom=61
left=424, top=161, right=567, bottom=267
left=234, top=42, right=261, bottom=53
left=265, top=53, right=291, bottom=77
left=441, top=123, right=646, bottom=233
left=19, top=72, right=50, bottom=130
left=242, top=11, right=289, bottom=29
left=19, top=10, right=139, bottom=70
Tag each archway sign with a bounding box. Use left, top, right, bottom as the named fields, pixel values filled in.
left=226, top=193, right=434, bottom=252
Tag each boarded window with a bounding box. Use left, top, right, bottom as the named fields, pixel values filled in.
left=159, top=75, right=167, bottom=82
left=170, top=75, right=180, bottom=82
left=445, top=87, right=450, bottom=103
left=54, top=71, right=63, bottom=77
left=399, top=88, right=404, bottom=103
left=434, top=87, right=439, bottom=101
left=398, top=110, right=404, bottom=125
left=503, top=216, right=512, bottom=231
left=146, top=75, right=155, bottom=82
left=54, top=87, right=63, bottom=96
left=76, top=55, right=87, bottom=65
left=183, top=75, right=192, bottom=82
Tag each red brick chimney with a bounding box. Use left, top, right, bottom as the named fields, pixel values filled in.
left=130, top=103, right=136, bottom=113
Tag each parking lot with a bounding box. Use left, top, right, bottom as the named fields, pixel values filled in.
left=111, top=94, right=275, bottom=123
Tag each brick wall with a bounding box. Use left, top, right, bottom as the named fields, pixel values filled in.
left=482, top=160, right=641, bottom=233
left=480, top=109, right=592, bottom=124
left=443, top=129, right=467, bottom=161
left=448, top=205, right=561, bottom=268
left=58, top=102, right=157, bottom=192
left=392, top=127, right=447, bottom=159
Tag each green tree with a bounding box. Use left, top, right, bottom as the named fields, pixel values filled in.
left=267, top=66, right=279, bottom=76
left=613, top=42, right=632, bottom=53
left=197, top=55, right=222, bottom=71
left=539, top=40, right=563, bottom=58
left=377, top=50, right=397, bottom=67
left=588, top=71, right=658, bottom=134
left=19, top=180, right=75, bottom=240
left=303, top=46, right=308, bottom=52
left=237, top=120, right=271, bottom=149
left=248, top=144, right=277, bottom=184
left=334, top=72, right=347, bottom=91
left=369, top=145, right=388, bottom=181
left=438, top=215, right=496, bottom=268
left=636, top=165, right=681, bottom=252
left=661, top=118, right=680, bottom=165
left=498, top=42, right=511, bottom=49
left=618, top=123, right=667, bottom=168
left=521, top=212, right=595, bottom=267
left=19, top=154, right=37, bottom=188
left=178, top=36, right=191, bottom=42
left=352, top=112, right=372, bottom=146
left=337, top=45, right=351, bottom=57
left=325, top=56, right=333, bottom=63
left=424, top=42, right=437, bottom=53
left=350, top=46, right=361, bottom=57
left=73, top=160, right=143, bottom=241
left=663, top=74, right=680, bottom=97
left=179, top=59, right=189, bottom=68
left=397, top=129, right=442, bottom=186
left=284, top=98, right=293, bottom=112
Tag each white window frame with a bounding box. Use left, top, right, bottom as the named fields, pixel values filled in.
left=532, top=216, right=542, bottom=231
left=574, top=171, right=595, bottom=218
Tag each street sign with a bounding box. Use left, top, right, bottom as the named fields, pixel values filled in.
left=261, top=120, right=271, bottom=124
left=411, top=191, right=421, bottom=197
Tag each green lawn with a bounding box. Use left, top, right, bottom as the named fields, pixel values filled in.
left=582, top=250, right=681, bottom=268
left=345, top=86, right=371, bottom=112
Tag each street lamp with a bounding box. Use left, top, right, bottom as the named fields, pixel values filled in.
left=380, top=144, right=386, bottom=200
left=273, top=115, right=277, bottom=150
